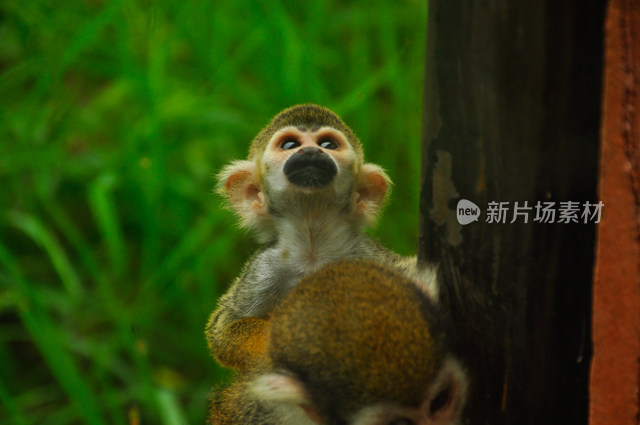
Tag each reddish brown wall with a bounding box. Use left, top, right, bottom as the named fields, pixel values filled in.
left=590, top=1, right=640, bottom=424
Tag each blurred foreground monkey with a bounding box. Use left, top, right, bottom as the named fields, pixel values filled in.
left=208, top=260, right=467, bottom=425
left=207, top=104, right=436, bottom=369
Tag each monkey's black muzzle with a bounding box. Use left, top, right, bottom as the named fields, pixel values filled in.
left=283, top=147, right=338, bottom=188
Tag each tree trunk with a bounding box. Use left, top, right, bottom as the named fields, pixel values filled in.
left=419, top=1, right=605, bottom=424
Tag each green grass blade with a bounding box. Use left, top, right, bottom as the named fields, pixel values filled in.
left=0, top=243, right=106, bottom=425
left=156, top=387, right=189, bottom=425
left=333, top=63, right=396, bottom=115
left=5, top=211, right=83, bottom=300
left=147, top=213, right=221, bottom=289
left=44, top=200, right=102, bottom=280
left=88, top=174, right=128, bottom=278
left=0, top=376, right=28, bottom=425
left=35, top=0, right=125, bottom=94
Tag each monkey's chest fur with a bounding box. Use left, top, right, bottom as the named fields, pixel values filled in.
left=231, top=229, right=388, bottom=319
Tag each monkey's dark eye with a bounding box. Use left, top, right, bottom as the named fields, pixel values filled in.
left=281, top=137, right=301, bottom=150
left=318, top=137, right=338, bottom=149
left=388, top=418, right=414, bottom=425
left=429, top=388, right=451, bottom=414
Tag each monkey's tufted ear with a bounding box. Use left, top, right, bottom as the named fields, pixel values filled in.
left=353, top=163, right=392, bottom=226
left=421, top=357, right=469, bottom=425
left=250, top=373, right=323, bottom=423
left=216, top=160, right=268, bottom=228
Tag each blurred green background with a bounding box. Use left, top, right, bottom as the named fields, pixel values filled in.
left=0, top=0, right=427, bottom=423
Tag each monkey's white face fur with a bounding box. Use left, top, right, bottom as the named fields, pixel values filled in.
left=218, top=125, right=390, bottom=242
left=250, top=356, right=468, bottom=425
left=261, top=126, right=358, bottom=198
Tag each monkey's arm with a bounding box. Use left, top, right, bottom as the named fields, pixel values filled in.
left=206, top=252, right=298, bottom=369
left=206, top=309, right=271, bottom=369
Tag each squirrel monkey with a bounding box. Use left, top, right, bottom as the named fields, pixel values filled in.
left=208, top=260, right=468, bottom=425
left=207, top=104, right=436, bottom=369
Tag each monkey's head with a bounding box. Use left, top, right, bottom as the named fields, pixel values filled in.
left=217, top=105, right=390, bottom=241
left=250, top=261, right=468, bottom=425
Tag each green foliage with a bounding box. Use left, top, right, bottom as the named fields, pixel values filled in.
left=0, top=0, right=427, bottom=423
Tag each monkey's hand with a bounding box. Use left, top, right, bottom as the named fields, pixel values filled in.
left=206, top=313, right=271, bottom=369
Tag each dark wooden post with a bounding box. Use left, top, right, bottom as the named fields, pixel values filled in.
left=419, top=1, right=605, bottom=424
